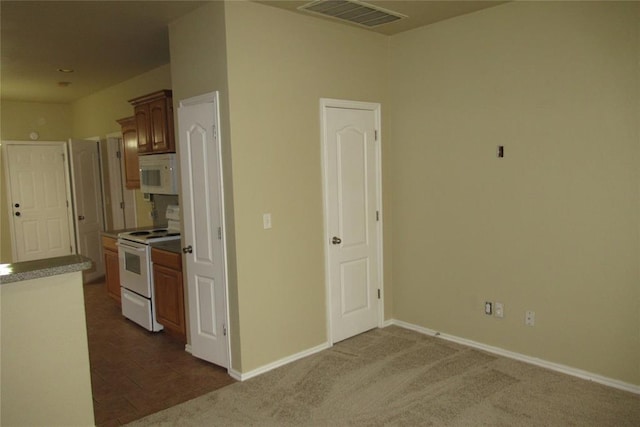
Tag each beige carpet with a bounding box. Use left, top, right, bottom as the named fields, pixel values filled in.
left=127, top=326, right=640, bottom=426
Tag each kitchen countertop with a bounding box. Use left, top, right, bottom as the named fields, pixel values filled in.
left=151, top=239, right=182, bottom=254
left=0, top=254, right=93, bottom=285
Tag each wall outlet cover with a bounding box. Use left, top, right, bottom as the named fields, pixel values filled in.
left=495, top=302, right=504, bottom=318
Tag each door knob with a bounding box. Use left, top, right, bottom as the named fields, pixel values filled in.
left=332, top=236, right=342, bottom=245
left=182, top=245, right=193, bottom=254
left=14, top=203, right=20, bottom=208
left=15, top=212, right=21, bottom=217
left=78, top=215, right=85, bottom=220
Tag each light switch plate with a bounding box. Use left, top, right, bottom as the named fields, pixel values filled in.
left=263, top=213, right=272, bottom=229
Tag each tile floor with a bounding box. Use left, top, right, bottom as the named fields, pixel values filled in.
left=83, top=281, right=235, bottom=426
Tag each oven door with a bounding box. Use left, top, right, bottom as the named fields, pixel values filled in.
left=117, top=239, right=151, bottom=298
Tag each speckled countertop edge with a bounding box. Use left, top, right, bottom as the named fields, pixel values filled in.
left=0, top=254, right=93, bottom=285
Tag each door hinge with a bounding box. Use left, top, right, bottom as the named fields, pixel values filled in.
left=116, top=150, right=122, bottom=159
left=375, top=130, right=378, bottom=141
left=120, top=201, right=125, bottom=209
left=218, top=227, right=222, bottom=240
left=377, top=289, right=381, bottom=299
left=66, top=200, right=69, bottom=207
left=376, top=211, right=380, bottom=221
left=223, top=324, right=227, bottom=336
left=61, top=153, right=65, bottom=162
left=213, top=125, right=217, bottom=140
left=70, top=245, right=73, bottom=253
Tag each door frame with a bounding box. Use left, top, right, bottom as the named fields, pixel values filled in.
left=69, top=138, right=105, bottom=282
left=105, top=131, right=137, bottom=230
left=319, top=98, right=384, bottom=345
left=2, top=140, right=77, bottom=261
left=178, top=91, right=232, bottom=370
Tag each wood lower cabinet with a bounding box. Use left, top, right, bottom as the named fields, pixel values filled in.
left=116, top=116, right=140, bottom=189
left=102, top=236, right=121, bottom=303
left=152, top=248, right=186, bottom=342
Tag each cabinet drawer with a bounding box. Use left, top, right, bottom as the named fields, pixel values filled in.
left=102, top=235, right=118, bottom=252
left=151, top=248, right=182, bottom=270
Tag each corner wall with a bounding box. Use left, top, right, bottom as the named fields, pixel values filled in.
left=389, top=1, right=640, bottom=385
left=223, top=1, right=389, bottom=372
left=168, top=0, right=243, bottom=370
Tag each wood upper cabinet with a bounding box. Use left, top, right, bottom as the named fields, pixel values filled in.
left=129, top=90, right=175, bottom=154
left=116, top=116, right=140, bottom=189
left=133, top=105, right=151, bottom=154
left=102, top=236, right=121, bottom=304
left=152, top=247, right=186, bottom=342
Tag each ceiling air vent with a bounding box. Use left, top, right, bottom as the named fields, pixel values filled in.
left=299, top=0, right=406, bottom=28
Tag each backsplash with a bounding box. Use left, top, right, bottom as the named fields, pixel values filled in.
left=151, top=194, right=179, bottom=226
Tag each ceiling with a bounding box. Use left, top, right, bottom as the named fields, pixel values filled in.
left=1, top=0, right=506, bottom=104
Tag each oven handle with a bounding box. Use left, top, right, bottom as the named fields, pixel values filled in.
left=116, top=241, right=147, bottom=252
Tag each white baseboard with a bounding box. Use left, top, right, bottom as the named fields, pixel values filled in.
left=231, top=342, right=331, bottom=382
left=184, top=344, right=192, bottom=354
left=390, top=319, right=640, bottom=395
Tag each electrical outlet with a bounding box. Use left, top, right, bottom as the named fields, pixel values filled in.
left=494, top=302, right=504, bottom=318
left=525, top=310, right=535, bottom=326
left=484, top=302, right=492, bottom=315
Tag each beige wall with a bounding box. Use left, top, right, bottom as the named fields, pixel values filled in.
left=71, top=64, right=174, bottom=227
left=1, top=100, right=72, bottom=141
left=389, top=1, right=639, bottom=385
left=1, top=271, right=94, bottom=426
left=0, top=101, right=72, bottom=262
left=168, top=0, right=244, bottom=369
left=223, top=1, right=390, bottom=372
left=71, top=64, right=172, bottom=138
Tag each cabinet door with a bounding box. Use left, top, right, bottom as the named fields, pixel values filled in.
left=149, top=98, right=175, bottom=153
left=104, top=249, right=121, bottom=303
left=117, top=116, right=140, bottom=189
left=153, top=263, right=186, bottom=339
left=134, top=104, right=151, bottom=153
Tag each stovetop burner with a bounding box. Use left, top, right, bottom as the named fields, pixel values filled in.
left=118, top=227, right=181, bottom=244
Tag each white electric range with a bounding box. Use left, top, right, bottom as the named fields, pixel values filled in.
left=117, top=205, right=181, bottom=332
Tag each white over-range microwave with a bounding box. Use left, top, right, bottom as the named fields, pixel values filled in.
left=139, top=153, right=179, bottom=195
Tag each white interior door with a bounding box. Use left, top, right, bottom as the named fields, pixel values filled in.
left=69, top=139, right=104, bottom=282
left=105, top=135, right=136, bottom=230
left=178, top=92, right=229, bottom=368
left=322, top=100, right=382, bottom=344
left=3, top=141, right=75, bottom=262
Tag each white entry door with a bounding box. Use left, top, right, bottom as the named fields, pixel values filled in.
left=69, top=139, right=104, bottom=282
left=322, top=99, right=383, bottom=344
left=178, top=92, right=229, bottom=368
left=3, top=141, right=75, bottom=262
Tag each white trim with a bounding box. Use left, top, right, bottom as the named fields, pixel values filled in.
left=230, top=342, right=331, bottom=382
left=381, top=318, right=394, bottom=328
left=389, top=319, right=640, bottom=395
left=178, top=91, right=233, bottom=373
left=319, top=98, right=384, bottom=345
